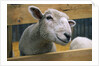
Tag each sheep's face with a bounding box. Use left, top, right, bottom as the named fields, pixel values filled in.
left=29, top=6, right=76, bottom=45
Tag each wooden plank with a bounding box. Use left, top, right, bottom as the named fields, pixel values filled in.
left=7, top=4, right=92, bottom=25
left=7, top=26, right=13, bottom=58
left=7, top=48, right=92, bottom=61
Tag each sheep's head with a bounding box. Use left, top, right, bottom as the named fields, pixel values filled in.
left=28, top=6, right=76, bottom=45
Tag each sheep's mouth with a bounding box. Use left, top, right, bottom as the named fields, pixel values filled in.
left=56, top=36, right=68, bottom=43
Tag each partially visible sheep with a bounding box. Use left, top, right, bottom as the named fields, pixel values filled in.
left=19, top=6, right=76, bottom=56
left=70, top=37, right=92, bottom=50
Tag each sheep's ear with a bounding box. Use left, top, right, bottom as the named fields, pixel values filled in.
left=28, top=6, right=43, bottom=20
left=68, top=20, right=76, bottom=27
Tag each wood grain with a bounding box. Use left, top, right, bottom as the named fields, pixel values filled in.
left=7, top=4, right=92, bottom=25
left=8, top=48, right=92, bottom=61
left=7, top=26, right=13, bottom=58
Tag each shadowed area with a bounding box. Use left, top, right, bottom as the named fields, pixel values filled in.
left=12, top=42, right=71, bottom=57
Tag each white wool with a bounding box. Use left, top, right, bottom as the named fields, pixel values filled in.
left=70, top=37, right=92, bottom=50
left=19, top=6, right=76, bottom=56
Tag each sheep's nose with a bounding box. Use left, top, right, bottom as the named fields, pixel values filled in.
left=64, top=33, right=71, bottom=41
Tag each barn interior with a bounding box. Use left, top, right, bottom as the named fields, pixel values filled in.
left=7, top=4, right=92, bottom=61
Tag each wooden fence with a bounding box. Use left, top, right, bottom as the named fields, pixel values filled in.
left=8, top=48, right=92, bottom=61
left=7, top=4, right=92, bottom=61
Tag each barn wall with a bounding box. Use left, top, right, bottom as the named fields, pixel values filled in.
left=12, top=18, right=92, bottom=42
left=7, top=4, right=92, bottom=25
left=72, top=18, right=92, bottom=39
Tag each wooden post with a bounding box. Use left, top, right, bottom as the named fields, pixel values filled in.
left=7, top=26, right=12, bottom=58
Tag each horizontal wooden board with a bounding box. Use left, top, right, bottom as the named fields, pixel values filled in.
left=7, top=4, right=92, bottom=25
left=7, top=48, right=92, bottom=61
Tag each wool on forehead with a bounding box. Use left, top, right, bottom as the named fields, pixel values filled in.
left=44, top=9, right=69, bottom=19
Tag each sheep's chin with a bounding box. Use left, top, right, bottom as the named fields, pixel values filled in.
left=53, top=36, right=70, bottom=46
left=56, top=36, right=69, bottom=43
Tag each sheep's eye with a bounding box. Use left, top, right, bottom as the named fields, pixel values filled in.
left=46, top=16, right=53, bottom=20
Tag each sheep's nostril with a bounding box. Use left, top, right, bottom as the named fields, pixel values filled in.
left=64, top=33, right=71, bottom=41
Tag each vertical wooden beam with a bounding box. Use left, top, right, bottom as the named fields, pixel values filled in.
left=7, top=25, right=12, bottom=58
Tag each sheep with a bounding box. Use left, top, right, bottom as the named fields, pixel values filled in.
left=19, top=6, right=76, bottom=56
left=70, top=37, right=92, bottom=50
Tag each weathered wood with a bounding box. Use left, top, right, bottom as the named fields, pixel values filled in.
left=7, top=48, right=92, bottom=61
left=7, top=4, right=92, bottom=25
left=7, top=26, right=12, bottom=58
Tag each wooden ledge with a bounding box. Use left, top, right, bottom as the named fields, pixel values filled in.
left=7, top=48, right=92, bottom=61
left=7, top=4, right=92, bottom=25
